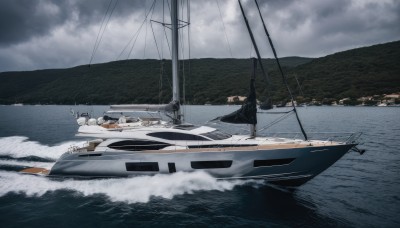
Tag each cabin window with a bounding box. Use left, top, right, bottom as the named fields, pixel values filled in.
left=147, top=132, right=210, bottom=141
left=191, top=160, right=232, bottom=169
left=125, top=162, right=159, bottom=171
left=168, top=163, right=176, bottom=173
left=108, top=140, right=170, bottom=151
left=201, top=130, right=232, bottom=140
left=253, top=158, right=295, bottom=167
left=79, top=153, right=102, bottom=157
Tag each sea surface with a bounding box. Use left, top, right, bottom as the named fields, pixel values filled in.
left=0, top=105, right=399, bottom=227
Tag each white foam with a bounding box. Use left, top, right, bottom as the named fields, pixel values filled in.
left=0, top=159, right=54, bottom=169
left=0, top=171, right=265, bottom=203
left=0, top=136, right=84, bottom=160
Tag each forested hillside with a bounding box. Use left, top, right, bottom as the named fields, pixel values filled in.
left=0, top=41, right=398, bottom=105
left=291, top=40, right=400, bottom=101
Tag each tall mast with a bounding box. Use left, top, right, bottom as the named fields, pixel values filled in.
left=171, top=0, right=181, bottom=122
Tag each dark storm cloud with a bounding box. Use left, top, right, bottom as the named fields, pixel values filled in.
left=0, top=0, right=146, bottom=46
left=0, top=0, right=399, bottom=72
left=0, top=0, right=68, bottom=46
left=251, top=0, right=400, bottom=56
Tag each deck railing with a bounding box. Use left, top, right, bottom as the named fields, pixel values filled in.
left=260, top=132, right=362, bottom=144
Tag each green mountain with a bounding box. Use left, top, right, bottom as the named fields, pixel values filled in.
left=291, top=40, right=400, bottom=101
left=0, top=41, right=399, bottom=105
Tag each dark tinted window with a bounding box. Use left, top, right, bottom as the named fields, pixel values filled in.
left=108, top=140, right=170, bottom=151
left=126, top=162, right=159, bottom=171
left=148, top=132, right=210, bottom=141
left=191, top=160, right=232, bottom=169
left=168, top=163, right=176, bottom=173
left=254, top=158, right=295, bottom=167
left=79, top=153, right=102, bottom=157
left=201, top=130, right=232, bottom=140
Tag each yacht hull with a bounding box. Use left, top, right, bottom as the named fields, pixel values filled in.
left=49, top=144, right=354, bottom=186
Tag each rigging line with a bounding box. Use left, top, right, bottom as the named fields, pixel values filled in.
left=163, top=0, right=172, bottom=58
left=258, top=110, right=292, bottom=114
left=94, top=0, right=119, bottom=59
left=159, top=0, right=172, bottom=58
left=143, top=0, right=152, bottom=59
left=264, top=111, right=294, bottom=130
left=127, top=26, right=144, bottom=59
left=162, top=22, right=172, bottom=58
left=293, top=73, right=305, bottom=97
left=161, top=0, right=172, bottom=91
left=254, top=0, right=308, bottom=140
left=150, top=22, right=162, bottom=59
left=167, top=0, right=172, bottom=17
left=89, top=0, right=113, bottom=66
left=89, top=0, right=117, bottom=66
left=126, top=0, right=157, bottom=59
left=238, top=0, right=270, bottom=83
left=258, top=110, right=294, bottom=132
left=117, top=0, right=156, bottom=60
left=148, top=1, right=160, bottom=59
left=187, top=0, right=192, bottom=105
left=216, top=0, right=233, bottom=58
left=249, top=39, right=253, bottom=58
left=148, top=2, right=158, bottom=57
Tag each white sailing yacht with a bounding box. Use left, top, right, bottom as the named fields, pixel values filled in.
left=23, top=0, right=362, bottom=186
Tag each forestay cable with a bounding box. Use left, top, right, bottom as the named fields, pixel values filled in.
left=254, top=0, right=308, bottom=140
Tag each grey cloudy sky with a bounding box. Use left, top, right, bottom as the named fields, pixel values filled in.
left=0, top=0, right=399, bottom=72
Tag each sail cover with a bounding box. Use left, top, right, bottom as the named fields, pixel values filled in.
left=218, top=60, right=257, bottom=125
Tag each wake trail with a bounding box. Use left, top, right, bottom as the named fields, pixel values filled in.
left=0, top=171, right=265, bottom=204
left=0, top=136, right=85, bottom=160
left=0, top=159, right=54, bottom=169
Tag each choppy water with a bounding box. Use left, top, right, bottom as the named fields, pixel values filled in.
left=0, top=105, right=399, bottom=227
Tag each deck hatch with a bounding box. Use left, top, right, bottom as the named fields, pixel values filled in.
left=254, top=158, right=295, bottom=167
left=191, top=160, right=232, bottom=169
left=125, top=162, right=159, bottom=171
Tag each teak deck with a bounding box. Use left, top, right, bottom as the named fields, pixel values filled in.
left=20, top=167, right=50, bottom=176
left=141, top=142, right=340, bottom=154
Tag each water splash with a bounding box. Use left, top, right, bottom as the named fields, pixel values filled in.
left=0, top=159, right=54, bottom=169
left=0, top=136, right=266, bottom=203
left=0, top=136, right=84, bottom=160
left=0, top=171, right=264, bottom=204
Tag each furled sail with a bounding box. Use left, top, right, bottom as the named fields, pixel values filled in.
left=217, top=59, right=257, bottom=125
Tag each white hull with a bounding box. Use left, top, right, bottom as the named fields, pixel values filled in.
left=50, top=143, right=354, bottom=186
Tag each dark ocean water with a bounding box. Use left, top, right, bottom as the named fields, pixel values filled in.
left=0, top=105, right=399, bottom=227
